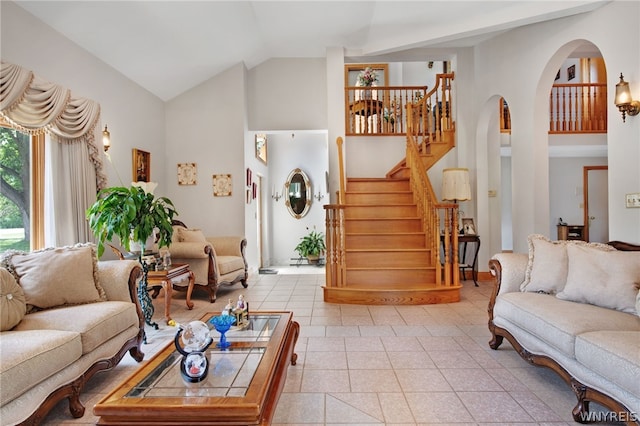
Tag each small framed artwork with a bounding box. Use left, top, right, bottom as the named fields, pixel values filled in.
left=246, top=189, right=251, bottom=204
left=255, top=134, right=267, bottom=165
left=246, top=168, right=252, bottom=187
left=555, top=69, right=560, bottom=81
left=177, top=163, right=197, bottom=185
left=213, top=174, right=232, bottom=197
left=567, top=64, right=576, bottom=81
left=252, top=182, right=257, bottom=199
left=462, top=218, right=476, bottom=236
left=132, top=149, right=151, bottom=182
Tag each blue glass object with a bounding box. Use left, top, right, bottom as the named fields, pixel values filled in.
left=209, top=315, right=236, bottom=348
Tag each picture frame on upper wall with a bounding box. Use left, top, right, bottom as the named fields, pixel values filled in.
left=567, top=64, right=576, bottom=81
left=177, top=163, right=197, bottom=185
left=462, top=218, right=476, bottom=236
left=555, top=70, right=560, bottom=81
left=255, top=134, right=267, bottom=165
left=132, top=149, right=150, bottom=182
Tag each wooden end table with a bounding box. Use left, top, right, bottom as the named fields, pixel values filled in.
left=146, top=263, right=195, bottom=325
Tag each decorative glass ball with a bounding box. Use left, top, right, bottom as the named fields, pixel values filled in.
left=181, top=320, right=210, bottom=352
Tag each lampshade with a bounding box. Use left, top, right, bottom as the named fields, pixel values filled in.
left=442, top=168, right=471, bottom=202
left=615, top=75, right=632, bottom=106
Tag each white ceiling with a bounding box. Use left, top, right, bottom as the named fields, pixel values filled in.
left=14, top=0, right=608, bottom=101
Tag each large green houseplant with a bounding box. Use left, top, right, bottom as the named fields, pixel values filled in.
left=86, top=186, right=178, bottom=258
left=294, top=228, right=326, bottom=263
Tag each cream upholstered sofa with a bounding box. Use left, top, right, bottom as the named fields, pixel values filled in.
left=488, top=235, right=640, bottom=424
left=0, top=244, right=144, bottom=425
left=168, top=220, right=248, bottom=302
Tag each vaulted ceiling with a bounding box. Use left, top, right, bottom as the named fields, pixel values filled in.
left=14, top=1, right=607, bottom=101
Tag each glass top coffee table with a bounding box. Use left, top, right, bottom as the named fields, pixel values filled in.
left=94, top=312, right=299, bottom=425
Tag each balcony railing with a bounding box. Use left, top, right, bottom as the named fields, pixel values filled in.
left=501, top=82, right=607, bottom=134
left=345, top=86, right=427, bottom=135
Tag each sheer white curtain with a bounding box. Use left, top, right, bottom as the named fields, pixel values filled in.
left=1, top=61, right=107, bottom=246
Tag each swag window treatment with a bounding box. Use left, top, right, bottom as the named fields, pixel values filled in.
left=0, top=61, right=107, bottom=246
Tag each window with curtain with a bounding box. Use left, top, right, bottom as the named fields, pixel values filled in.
left=0, top=61, right=107, bottom=252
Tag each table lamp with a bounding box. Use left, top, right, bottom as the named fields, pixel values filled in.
left=442, top=168, right=471, bottom=233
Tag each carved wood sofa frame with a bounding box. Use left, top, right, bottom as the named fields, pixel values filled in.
left=20, top=264, right=145, bottom=425
left=487, top=240, right=640, bottom=425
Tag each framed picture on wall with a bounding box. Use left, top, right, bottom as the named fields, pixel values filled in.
left=132, top=149, right=150, bottom=182
left=255, top=134, right=267, bottom=164
left=567, top=64, right=576, bottom=81
left=177, top=163, right=197, bottom=185
left=213, top=174, right=232, bottom=197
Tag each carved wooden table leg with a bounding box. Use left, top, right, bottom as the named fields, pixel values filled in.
left=186, top=271, right=195, bottom=310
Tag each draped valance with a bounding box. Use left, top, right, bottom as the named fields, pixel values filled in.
left=0, top=61, right=107, bottom=189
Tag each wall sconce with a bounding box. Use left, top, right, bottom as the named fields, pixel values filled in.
left=314, top=190, right=325, bottom=201
left=614, top=73, right=639, bottom=122
left=271, top=185, right=282, bottom=201
left=102, top=125, right=111, bottom=151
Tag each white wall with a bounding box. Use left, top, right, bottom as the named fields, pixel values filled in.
left=472, top=0, right=639, bottom=258
left=164, top=64, right=247, bottom=238
left=1, top=2, right=166, bottom=260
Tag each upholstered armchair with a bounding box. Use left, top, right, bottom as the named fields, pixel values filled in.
left=168, top=220, right=248, bottom=302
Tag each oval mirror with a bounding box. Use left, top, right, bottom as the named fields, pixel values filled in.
left=284, top=168, right=311, bottom=219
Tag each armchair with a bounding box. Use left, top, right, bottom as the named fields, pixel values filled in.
left=168, top=220, right=248, bottom=302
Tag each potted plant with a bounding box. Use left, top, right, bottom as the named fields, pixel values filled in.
left=294, top=227, right=326, bottom=264
left=86, top=185, right=178, bottom=258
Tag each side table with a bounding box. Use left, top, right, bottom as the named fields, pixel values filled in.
left=146, top=263, right=195, bottom=325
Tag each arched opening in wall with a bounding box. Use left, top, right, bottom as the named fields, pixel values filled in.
left=476, top=95, right=510, bottom=258
left=544, top=41, right=608, bottom=242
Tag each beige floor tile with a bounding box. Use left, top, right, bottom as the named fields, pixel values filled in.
left=405, top=392, right=474, bottom=423
left=349, top=369, right=401, bottom=392
left=457, top=391, right=535, bottom=422
left=346, top=351, right=392, bottom=370
left=301, top=369, right=350, bottom=392
left=395, top=368, right=452, bottom=392
left=325, top=393, right=384, bottom=423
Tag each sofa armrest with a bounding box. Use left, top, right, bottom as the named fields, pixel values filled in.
left=206, top=237, right=246, bottom=257
left=489, top=253, right=528, bottom=296
left=169, top=242, right=213, bottom=259
left=97, top=260, right=141, bottom=303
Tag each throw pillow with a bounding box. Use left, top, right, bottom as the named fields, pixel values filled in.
left=1, top=243, right=107, bottom=311
left=557, top=244, right=640, bottom=314
left=520, top=234, right=615, bottom=294
left=179, top=228, right=207, bottom=243
left=0, top=267, right=26, bottom=331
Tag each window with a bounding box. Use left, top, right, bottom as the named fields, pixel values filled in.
left=0, top=124, right=45, bottom=252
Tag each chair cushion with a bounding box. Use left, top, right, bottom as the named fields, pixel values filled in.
left=520, top=234, right=615, bottom=294
left=0, top=329, right=82, bottom=405
left=178, top=227, right=207, bottom=242
left=0, top=267, right=26, bottom=331
left=0, top=244, right=107, bottom=312
left=557, top=245, right=640, bottom=314
left=575, top=331, right=640, bottom=397
left=14, top=301, right=139, bottom=354
left=494, top=292, right=640, bottom=358
left=217, top=256, right=245, bottom=276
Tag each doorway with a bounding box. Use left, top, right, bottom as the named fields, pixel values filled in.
left=583, top=165, right=608, bottom=242
left=256, top=175, right=264, bottom=268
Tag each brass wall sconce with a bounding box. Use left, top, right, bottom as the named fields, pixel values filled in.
left=102, top=125, right=111, bottom=151
left=614, top=73, right=639, bottom=122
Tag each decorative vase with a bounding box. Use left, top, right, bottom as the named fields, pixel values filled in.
left=209, top=315, right=236, bottom=348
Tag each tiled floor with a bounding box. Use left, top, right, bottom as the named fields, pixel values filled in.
left=42, top=268, right=594, bottom=425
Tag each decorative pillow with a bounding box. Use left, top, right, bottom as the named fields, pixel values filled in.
left=179, top=228, right=207, bottom=243
left=557, top=244, right=640, bottom=314
left=171, top=226, right=186, bottom=244
left=0, top=267, right=26, bottom=331
left=520, top=234, right=615, bottom=294
left=0, top=243, right=107, bottom=312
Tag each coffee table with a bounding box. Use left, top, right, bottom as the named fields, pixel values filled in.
left=94, top=311, right=300, bottom=425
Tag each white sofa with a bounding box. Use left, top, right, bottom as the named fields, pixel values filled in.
left=0, top=245, right=144, bottom=425
left=488, top=236, right=640, bottom=424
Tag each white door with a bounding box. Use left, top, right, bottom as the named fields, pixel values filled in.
left=585, top=167, right=608, bottom=243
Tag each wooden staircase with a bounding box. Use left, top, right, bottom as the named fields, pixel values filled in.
left=323, top=73, right=461, bottom=305
left=323, top=177, right=461, bottom=305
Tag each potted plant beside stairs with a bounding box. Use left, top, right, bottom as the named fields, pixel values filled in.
left=294, top=228, right=326, bottom=265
